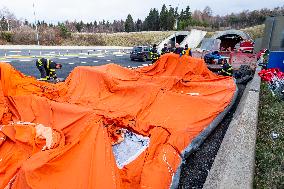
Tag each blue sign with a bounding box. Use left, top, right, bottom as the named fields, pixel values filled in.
left=268, top=51, right=284, bottom=72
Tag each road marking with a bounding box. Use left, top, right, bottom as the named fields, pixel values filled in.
left=9, top=51, right=21, bottom=53
left=97, top=55, right=105, bottom=58
left=81, top=62, right=87, bottom=64
left=87, top=50, right=94, bottom=52
left=59, top=57, right=69, bottom=60
left=2, top=60, right=11, bottom=63
left=49, top=52, right=56, bottom=54
left=107, top=60, right=111, bottom=62
left=8, top=54, right=21, bottom=57
left=79, top=53, right=88, bottom=55
left=68, top=63, right=75, bottom=65
left=79, top=57, right=87, bottom=59
left=97, top=50, right=102, bottom=52
left=20, top=60, right=32, bottom=62
left=116, top=54, right=123, bottom=57
left=93, top=61, right=99, bottom=63
left=142, top=64, right=148, bottom=67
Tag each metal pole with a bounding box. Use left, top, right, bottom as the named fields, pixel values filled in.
left=7, top=19, right=10, bottom=31
left=33, top=3, right=40, bottom=45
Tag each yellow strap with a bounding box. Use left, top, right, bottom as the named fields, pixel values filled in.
left=38, top=59, right=43, bottom=66
left=47, top=60, right=50, bottom=69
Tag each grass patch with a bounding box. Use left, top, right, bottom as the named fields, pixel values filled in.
left=254, top=83, right=284, bottom=188
left=62, top=31, right=175, bottom=46
left=241, top=24, right=265, bottom=40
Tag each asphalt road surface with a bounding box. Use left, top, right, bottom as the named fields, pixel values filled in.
left=0, top=48, right=152, bottom=79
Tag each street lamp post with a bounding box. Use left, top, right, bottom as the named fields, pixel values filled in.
left=6, top=19, right=10, bottom=31
left=33, top=3, right=40, bottom=45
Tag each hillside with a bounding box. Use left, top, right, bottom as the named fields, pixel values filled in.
left=0, top=24, right=265, bottom=47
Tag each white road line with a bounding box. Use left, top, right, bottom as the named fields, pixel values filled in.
left=68, top=63, right=75, bottom=65
left=2, top=60, right=11, bottom=63
left=87, top=50, right=94, bottom=52
left=116, top=55, right=123, bottom=57
left=97, top=55, right=105, bottom=58
left=81, top=62, right=87, bottom=64
left=97, top=50, right=102, bottom=52
left=9, top=51, right=21, bottom=53
left=93, top=61, right=99, bottom=63
left=79, top=53, right=88, bottom=55
left=142, top=64, right=149, bottom=67
left=79, top=57, right=87, bottom=59
left=20, top=60, right=32, bottom=62
left=106, top=60, right=111, bottom=62
left=59, top=57, right=69, bottom=60
left=8, top=54, right=21, bottom=57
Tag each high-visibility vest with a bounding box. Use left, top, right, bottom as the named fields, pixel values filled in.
left=184, top=48, right=191, bottom=56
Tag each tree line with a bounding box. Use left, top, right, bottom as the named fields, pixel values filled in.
left=1, top=4, right=284, bottom=35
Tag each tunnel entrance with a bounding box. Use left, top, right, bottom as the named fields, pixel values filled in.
left=217, top=34, right=243, bottom=51
left=168, top=35, right=188, bottom=47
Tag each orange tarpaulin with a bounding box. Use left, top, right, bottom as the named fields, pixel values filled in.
left=0, top=54, right=236, bottom=189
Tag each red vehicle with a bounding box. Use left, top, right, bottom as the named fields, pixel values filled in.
left=239, top=40, right=254, bottom=53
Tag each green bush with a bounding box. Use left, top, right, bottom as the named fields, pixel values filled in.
left=0, top=31, right=12, bottom=42
left=58, top=24, right=71, bottom=39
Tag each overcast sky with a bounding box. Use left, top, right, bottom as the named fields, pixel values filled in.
left=0, top=0, right=283, bottom=23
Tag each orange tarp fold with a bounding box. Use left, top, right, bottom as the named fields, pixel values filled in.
left=0, top=54, right=236, bottom=189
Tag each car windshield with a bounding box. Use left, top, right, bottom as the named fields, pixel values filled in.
left=133, top=47, right=143, bottom=52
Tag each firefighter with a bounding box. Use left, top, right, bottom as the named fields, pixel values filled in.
left=36, top=58, right=62, bottom=81
left=184, top=44, right=192, bottom=56
left=150, top=44, right=159, bottom=63
left=161, top=43, right=170, bottom=55
left=219, top=59, right=233, bottom=76
left=173, top=43, right=184, bottom=56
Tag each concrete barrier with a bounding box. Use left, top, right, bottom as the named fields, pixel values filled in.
left=203, top=68, right=261, bottom=189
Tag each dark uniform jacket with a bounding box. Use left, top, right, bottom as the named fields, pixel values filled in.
left=173, top=47, right=184, bottom=55
left=36, top=58, right=58, bottom=80
left=221, top=62, right=233, bottom=76
left=161, top=47, right=170, bottom=55
left=150, top=48, right=159, bottom=63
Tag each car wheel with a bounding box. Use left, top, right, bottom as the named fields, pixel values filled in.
left=131, top=58, right=134, bottom=61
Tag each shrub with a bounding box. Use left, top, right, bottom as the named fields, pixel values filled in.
left=38, top=26, right=61, bottom=45
left=0, top=31, right=12, bottom=42
left=11, top=26, right=37, bottom=44
left=58, top=24, right=71, bottom=39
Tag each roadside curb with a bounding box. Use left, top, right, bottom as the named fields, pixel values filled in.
left=203, top=68, right=261, bottom=189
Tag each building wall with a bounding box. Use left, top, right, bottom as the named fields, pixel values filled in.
left=262, top=16, right=284, bottom=51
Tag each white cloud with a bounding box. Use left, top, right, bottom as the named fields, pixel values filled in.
left=0, top=0, right=283, bottom=23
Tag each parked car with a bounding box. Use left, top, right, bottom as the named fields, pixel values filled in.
left=130, top=46, right=151, bottom=61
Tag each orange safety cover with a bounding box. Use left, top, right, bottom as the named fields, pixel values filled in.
left=0, top=54, right=236, bottom=189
